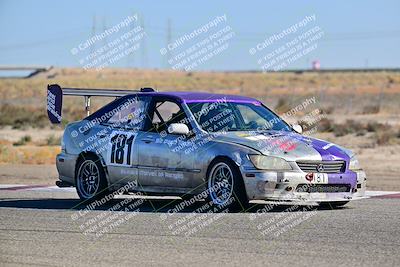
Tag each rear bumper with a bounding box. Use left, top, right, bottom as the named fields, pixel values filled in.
left=56, top=152, right=78, bottom=185
left=241, top=167, right=366, bottom=203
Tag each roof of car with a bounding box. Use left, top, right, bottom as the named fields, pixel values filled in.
left=138, top=91, right=261, bottom=104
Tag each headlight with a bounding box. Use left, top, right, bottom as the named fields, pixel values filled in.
left=349, top=156, right=361, bottom=170
left=249, top=155, right=292, bottom=170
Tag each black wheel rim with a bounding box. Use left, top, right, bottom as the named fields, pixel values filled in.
left=208, top=162, right=234, bottom=205
left=77, top=160, right=100, bottom=198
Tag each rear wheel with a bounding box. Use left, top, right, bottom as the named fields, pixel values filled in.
left=206, top=159, right=249, bottom=212
left=75, top=155, right=108, bottom=201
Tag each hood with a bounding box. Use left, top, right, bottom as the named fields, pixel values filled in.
left=213, top=130, right=353, bottom=162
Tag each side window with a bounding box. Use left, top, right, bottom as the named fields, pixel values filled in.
left=107, top=96, right=149, bottom=130
left=150, top=100, right=188, bottom=133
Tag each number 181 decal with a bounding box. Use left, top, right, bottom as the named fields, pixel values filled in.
left=107, top=131, right=137, bottom=166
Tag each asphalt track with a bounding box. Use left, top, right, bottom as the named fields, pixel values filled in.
left=0, top=185, right=399, bottom=267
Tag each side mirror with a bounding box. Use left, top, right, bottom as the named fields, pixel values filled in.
left=292, top=124, right=303, bottom=134
left=167, top=123, right=190, bottom=135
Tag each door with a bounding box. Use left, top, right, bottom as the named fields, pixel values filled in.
left=102, top=95, right=150, bottom=188
left=137, top=97, right=196, bottom=189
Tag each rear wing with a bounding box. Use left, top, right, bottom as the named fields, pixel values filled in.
left=46, top=84, right=155, bottom=124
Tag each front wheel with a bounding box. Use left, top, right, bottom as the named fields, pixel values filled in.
left=206, top=159, right=249, bottom=212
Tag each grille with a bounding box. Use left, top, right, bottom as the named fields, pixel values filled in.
left=296, top=161, right=345, bottom=173
left=296, top=184, right=351, bottom=193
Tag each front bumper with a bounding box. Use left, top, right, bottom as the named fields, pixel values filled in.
left=241, top=167, right=366, bottom=203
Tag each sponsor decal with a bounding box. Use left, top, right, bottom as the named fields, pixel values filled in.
left=47, top=84, right=62, bottom=123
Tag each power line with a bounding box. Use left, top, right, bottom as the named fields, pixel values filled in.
left=1, top=20, right=400, bottom=52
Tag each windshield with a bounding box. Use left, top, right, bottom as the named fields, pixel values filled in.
left=187, top=101, right=291, bottom=132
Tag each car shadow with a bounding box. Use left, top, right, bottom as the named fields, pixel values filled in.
left=0, top=196, right=347, bottom=213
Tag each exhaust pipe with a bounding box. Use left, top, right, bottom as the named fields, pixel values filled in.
left=55, top=180, right=73, bottom=188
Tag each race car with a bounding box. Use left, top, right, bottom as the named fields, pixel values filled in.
left=47, top=84, right=366, bottom=210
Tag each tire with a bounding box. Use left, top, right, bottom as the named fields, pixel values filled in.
left=75, top=155, right=109, bottom=202
left=319, top=201, right=349, bottom=209
left=206, top=158, right=249, bottom=212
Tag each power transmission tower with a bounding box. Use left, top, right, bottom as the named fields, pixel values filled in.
left=127, top=11, right=136, bottom=68
left=102, top=16, right=107, bottom=49
left=165, top=18, right=172, bottom=69
left=140, top=16, right=148, bottom=68
left=90, top=15, right=97, bottom=59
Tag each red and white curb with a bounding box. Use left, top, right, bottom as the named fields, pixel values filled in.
left=364, top=191, right=400, bottom=199
left=0, top=184, right=399, bottom=198
left=0, top=184, right=76, bottom=192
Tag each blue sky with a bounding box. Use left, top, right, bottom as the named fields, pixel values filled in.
left=0, top=0, right=399, bottom=71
